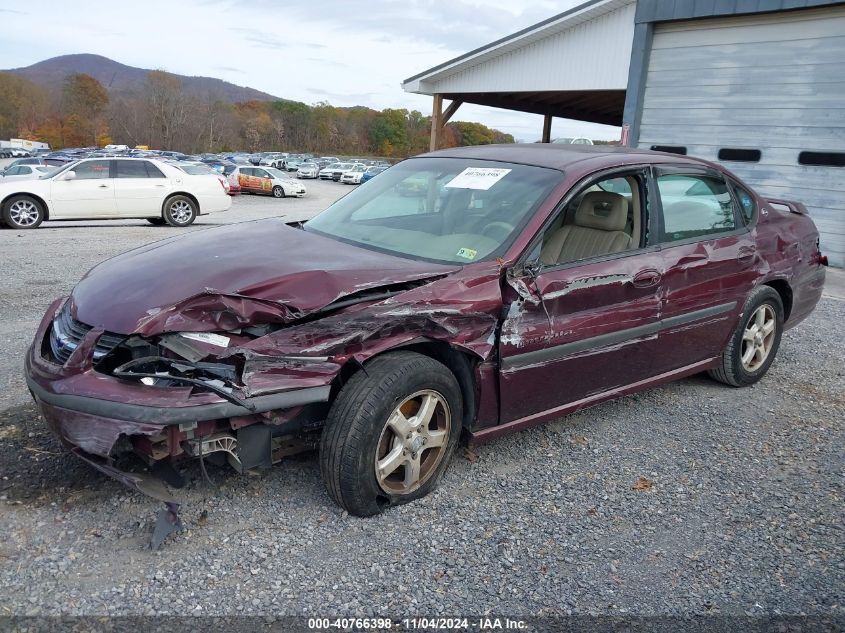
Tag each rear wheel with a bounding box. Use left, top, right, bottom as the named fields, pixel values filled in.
left=2, top=195, right=44, bottom=229
left=708, top=286, right=784, bottom=387
left=272, top=185, right=285, bottom=198
left=319, top=352, right=462, bottom=516
left=163, top=195, right=197, bottom=227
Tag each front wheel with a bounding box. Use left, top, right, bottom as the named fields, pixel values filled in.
left=319, top=352, right=462, bottom=516
left=163, top=195, right=197, bottom=227
left=2, top=195, right=44, bottom=229
left=708, top=286, right=784, bottom=387
left=272, top=185, right=285, bottom=198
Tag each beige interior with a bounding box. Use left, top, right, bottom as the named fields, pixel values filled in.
left=539, top=175, right=642, bottom=265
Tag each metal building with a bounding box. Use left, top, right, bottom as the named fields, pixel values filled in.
left=402, top=0, right=845, bottom=266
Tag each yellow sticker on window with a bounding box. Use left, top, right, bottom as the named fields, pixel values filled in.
left=456, top=248, right=478, bottom=260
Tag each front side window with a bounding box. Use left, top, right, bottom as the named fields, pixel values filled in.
left=538, top=172, right=645, bottom=266
left=306, top=157, right=562, bottom=265
left=656, top=173, right=737, bottom=243
left=73, top=160, right=111, bottom=180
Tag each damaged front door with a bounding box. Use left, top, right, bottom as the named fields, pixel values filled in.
left=498, top=169, right=663, bottom=424
left=498, top=254, right=664, bottom=424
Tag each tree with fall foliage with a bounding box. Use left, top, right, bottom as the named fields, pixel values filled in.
left=2, top=68, right=518, bottom=155
left=0, top=73, right=48, bottom=141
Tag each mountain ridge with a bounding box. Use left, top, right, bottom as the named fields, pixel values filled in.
left=4, top=53, right=280, bottom=103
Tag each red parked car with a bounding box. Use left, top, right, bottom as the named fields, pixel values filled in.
left=25, top=145, right=826, bottom=545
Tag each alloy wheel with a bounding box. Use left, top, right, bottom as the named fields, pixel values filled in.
left=9, top=200, right=39, bottom=227
left=741, top=304, right=776, bottom=372
left=374, top=390, right=451, bottom=495
left=169, top=200, right=193, bottom=224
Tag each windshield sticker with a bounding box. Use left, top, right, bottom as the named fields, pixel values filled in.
left=456, top=247, right=478, bottom=260
left=445, top=167, right=511, bottom=191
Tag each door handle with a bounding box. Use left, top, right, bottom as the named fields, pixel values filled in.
left=98, top=184, right=109, bottom=188
left=737, top=246, right=756, bottom=263
left=631, top=269, right=662, bottom=288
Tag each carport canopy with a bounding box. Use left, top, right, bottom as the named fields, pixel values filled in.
left=401, top=0, right=636, bottom=148
left=433, top=90, right=625, bottom=126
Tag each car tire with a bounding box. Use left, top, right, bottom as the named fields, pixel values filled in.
left=146, top=217, right=167, bottom=226
left=162, top=195, right=197, bottom=227
left=272, top=185, right=285, bottom=198
left=708, top=286, right=784, bottom=387
left=319, top=351, right=462, bottom=517
left=2, top=195, right=44, bottom=229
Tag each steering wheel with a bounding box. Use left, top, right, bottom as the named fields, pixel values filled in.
left=482, top=221, right=515, bottom=242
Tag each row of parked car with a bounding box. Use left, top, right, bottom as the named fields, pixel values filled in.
left=0, top=152, right=312, bottom=199
left=304, top=160, right=390, bottom=184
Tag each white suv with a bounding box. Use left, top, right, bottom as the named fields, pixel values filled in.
left=0, top=157, right=232, bottom=229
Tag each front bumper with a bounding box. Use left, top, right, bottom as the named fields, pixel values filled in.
left=26, top=298, right=330, bottom=458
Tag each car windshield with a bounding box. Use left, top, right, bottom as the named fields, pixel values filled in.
left=265, top=167, right=288, bottom=179
left=178, top=164, right=214, bottom=175
left=305, top=157, right=562, bottom=265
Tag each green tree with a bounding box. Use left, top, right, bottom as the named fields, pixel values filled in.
left=369, top=108, right=409, bottom=156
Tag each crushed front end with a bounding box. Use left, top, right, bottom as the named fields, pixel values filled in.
left=26, top=297, right=335, bottom=547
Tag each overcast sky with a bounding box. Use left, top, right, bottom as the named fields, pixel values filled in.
left=0, top=0, right=621, bottom=143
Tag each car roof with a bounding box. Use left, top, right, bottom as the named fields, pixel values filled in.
left=420, top=143, right=706, bottom=172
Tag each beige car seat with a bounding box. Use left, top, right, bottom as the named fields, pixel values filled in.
left=540, top=191, right=632, bottom=265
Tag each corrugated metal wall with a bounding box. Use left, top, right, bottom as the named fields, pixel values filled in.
left=428, top=2, right=636, bottom=94
left=637, top=6, right=845, bottom=266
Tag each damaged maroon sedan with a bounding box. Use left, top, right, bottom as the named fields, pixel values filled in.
left=26, top=145, right=826, bottom=546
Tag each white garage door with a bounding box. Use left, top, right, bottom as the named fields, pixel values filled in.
left=638, top=6, right=845, bottom=267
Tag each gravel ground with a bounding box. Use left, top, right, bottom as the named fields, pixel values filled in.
left=0, top=171, right=842, bottom=619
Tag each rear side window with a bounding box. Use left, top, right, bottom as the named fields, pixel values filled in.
left=74, top=160, right=111, bottom=180
left=732, top=183, right=756, bottom=224
left=656, top=174, right=737, bottom=243
left=116, top=161, right=147, bottom=178
left=115, top=160, right=165, bottom=178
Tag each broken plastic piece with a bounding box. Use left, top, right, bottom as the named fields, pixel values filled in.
left=150, top=502, right=183, bottom=549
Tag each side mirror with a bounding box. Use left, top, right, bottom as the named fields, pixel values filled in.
left=62, top=171, right=77, bottom=181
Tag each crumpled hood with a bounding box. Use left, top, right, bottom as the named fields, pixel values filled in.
left=70, top=219, right=456, bottom=335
